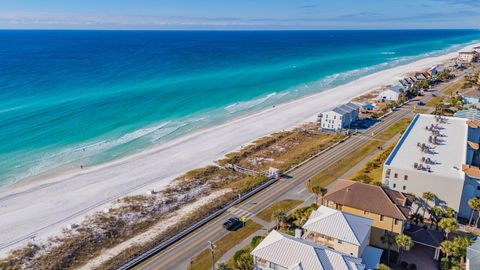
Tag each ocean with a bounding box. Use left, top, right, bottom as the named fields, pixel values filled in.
left=0, top=29, right=479, bottom=185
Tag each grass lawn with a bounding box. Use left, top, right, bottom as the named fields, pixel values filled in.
left=443, top=78, right=465, bottom=95
left=188, top=220, right=262, bottom=270
left=426, top=96, right=443, bottom=107
left=256, top=199, right=303, bottom=222
left=309, top=118, right=411, bottom=188
left=348, top=141, right=397, bottom=184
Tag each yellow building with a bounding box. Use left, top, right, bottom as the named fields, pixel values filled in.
left=322, top=179, right=413, bottom=249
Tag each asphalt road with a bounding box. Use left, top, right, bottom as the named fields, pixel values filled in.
left=134, top=74, right=465, bottom=270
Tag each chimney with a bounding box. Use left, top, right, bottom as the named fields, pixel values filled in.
left=295, top=228, right=302, bottom=239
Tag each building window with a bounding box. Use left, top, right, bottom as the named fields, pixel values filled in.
left=364, top=210, right=370, bottom=215
left=403, top=185, right=406, bottom=191
left=394, top=219, right=399, bottom=225
left=393, top=183, right=396, bottom=188
left=336, top=204, right=343, bottom=210
left=394, top=173, right=398, bottom=178
left=404, top=175, right=408, bottom=181
left=386, top=169, right=391, bottom=179
left=338, top=239, right=342, bottom=244
left=380, top=215, right=384, bottom=221
left=477, top=186, right=480, bottom=191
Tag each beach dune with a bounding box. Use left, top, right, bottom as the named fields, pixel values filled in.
left=0, top=43, right=478, bottom=254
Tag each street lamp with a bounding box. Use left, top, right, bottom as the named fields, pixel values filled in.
left=208, top=241, right=217, bottom=270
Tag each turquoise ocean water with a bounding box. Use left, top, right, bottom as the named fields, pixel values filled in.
left=0, top=30, right=479, bottom=186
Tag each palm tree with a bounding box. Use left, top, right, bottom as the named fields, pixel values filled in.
left=468, top=198, right=480, bottom=226
left=438, top=218, right=459, bottom=240
left=376, top=263, right=390, bottom=270
left=381, top=231, right=395, bottom=265
left=440, top=240, right=455, bottom=269
left=310, top=185, right=327, bottom=205
left=273, top=210, right=286, bottom=230
left=217, top=262, right=231, bottom=270
left=443, top=207, right=456, bottom=219
left=453, top=235, right=474, bottom=266
left=422, top=192, right=435, bottom=219
left=395, top=234, right=413, bottom=264
left=429, top=207, right=444, bottom=229
left=411, top=213, right=423, bottom=225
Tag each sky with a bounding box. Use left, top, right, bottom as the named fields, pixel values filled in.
left=0, top=0, right=479, bottom=30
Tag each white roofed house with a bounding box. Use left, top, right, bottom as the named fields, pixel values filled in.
left=378, top=85, right=404, bottom=102
left=381, top=114, right=480, bottom=219
left=302, top=206, right=382, bottom=269
left=251, top=230, right=367, bottom=270
left=319, top=102, right=359, bottom=131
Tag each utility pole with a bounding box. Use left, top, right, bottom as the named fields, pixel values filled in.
left=208, top=240, right=216, bottom=270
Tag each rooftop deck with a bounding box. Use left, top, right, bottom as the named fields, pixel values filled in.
left=385, top=114, right=468, bottom=179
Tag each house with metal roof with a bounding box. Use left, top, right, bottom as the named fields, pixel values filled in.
left=467, top=238, right=480, bottom=270
left=302, top=206, right=382, bottom=268
left=382, top=114, right=480, bottom=220
left=322, top=179, right=412, bottom=249
left=318, top=102, right=359, bottom=131
left=454, top=107, right=480, bottom=122
left=251, top=230, right=367, bottom=270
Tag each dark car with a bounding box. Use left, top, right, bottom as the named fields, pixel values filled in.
left=417, top=101, right=425, bottom=106
left=223, top=217, right=241, bottom=230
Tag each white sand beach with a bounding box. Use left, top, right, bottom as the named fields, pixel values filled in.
left=0, top=43, right=478, bottom=255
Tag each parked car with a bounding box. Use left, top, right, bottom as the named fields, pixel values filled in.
left=417, top=101, right=425, bottom=106
left=223, top=217, right=241, bottom=230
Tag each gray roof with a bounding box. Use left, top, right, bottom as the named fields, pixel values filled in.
left=468, top=238, right=480, bottom=269
left=303, top=206, right=372, bottom=246
left=331, top=102, right=359, bottom=115
left=251, top=230, right=366, bottom=270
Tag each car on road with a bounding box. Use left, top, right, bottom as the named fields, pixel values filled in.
left=417, top=101, right=425, bottom=106
left=223, top=217, right=241, bottom=230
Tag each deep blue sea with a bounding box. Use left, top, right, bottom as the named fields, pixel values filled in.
left=1, top=30, right=479, bottom=185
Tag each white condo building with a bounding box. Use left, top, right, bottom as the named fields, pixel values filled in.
left=319, top=102, right=359, bottom=131
left=381, top=114, right=480, bottom=219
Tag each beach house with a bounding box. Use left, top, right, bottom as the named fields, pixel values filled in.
left=318, top=102, right=359, bottom=131
left=458, top=51, right=477, bottom=63
left=322, top=179, right=412, bottom=249
left=378, top=85, right=404, bottom=102
left=251, top=230, right=367, bottom=270
left=381, top=114, right=480, bottom=219
left=302, top=206, right=383, bottom=268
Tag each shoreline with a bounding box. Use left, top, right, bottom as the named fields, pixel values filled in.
left=1, top=42, right=478, bottom=255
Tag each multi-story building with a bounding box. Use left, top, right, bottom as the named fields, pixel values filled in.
left=322, top=179, right=412, bottom=249
left=318, top=102, right=359, bottom=131
left=458, top=51, right=477, bottom=63
left=382, top=114, right=480, bottom=219
left=378, top=85, right=404, bottom=102
left=302, top=206, right=383, bottom=269
left=251, top=230, right=367, bottom=270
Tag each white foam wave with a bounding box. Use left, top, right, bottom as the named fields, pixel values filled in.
left=224, top=92, right=288, bottom=114
left=381, top=51, right=396, bottom=55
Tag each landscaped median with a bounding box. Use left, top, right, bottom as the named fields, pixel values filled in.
left=256, top=199, right=303, bottom=222
left=188, top=221, right=262, bottom=270
left=308, top=118, right=412, bottom=188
